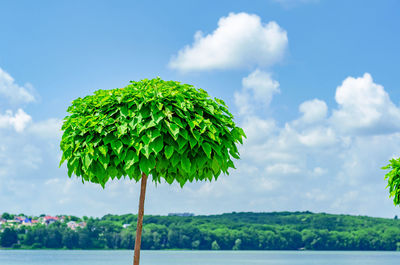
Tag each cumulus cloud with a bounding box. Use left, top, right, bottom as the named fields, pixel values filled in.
left=169, top=13, right=288, bottom=72
left=242, top=69, right=280, bottom=105
left=0, top=68, right=61, bottom=203
left=231, top=72, right=400, bottom=217
left=28, top=118, right=62, bottom=140
left=1, top=71, right=400, bottom=218
left=331, top=73, right=400, bottom=135
left=235, top=69, right=280, bottom=115
left=0, top=108, right=32, bottom=132
left=298, top=99, right=328, bottom=124
left=0, top=68, right=36, bottom=104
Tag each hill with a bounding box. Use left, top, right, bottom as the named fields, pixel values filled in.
left=1, top=211, right=400, bottom=250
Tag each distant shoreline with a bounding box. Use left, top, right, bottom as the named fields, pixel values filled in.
left=2, top=212, right=400, bottom=251
left=1, top=248, right=400, bottom=252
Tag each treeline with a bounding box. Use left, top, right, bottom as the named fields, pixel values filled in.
left=1, top=212, right=400, bottom=250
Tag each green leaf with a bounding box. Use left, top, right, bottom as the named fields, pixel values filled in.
left=107, top=165, right=118, bottom=177
left=211, top=156, right=220, bottom=174
left=229, top=148, right=240, bottom=159
left=98, top=154, right=110, bottom=170
left=145, top=119, right=156, bottom=129
left=180, top=129, right=189, bottom=140
left=205, top=169, right=213, bottom=181
left=151, top=137, right=164, bottom=154
left=141, top=134, right=151, bottom=145
left=111, top=140, right=123, bottom=155
left=165, top=145, right=174, bottom=159
left=171, top=153, right=180, bottom=167
left=166, top=121, right=180, bottom=139
left=137, top=123, right=146, bottom=134
left=120, top=105, right=129, bottom=117
left=98, top=145, right=108, bottom=157
left=151, top=110, right=164, bottom=124
left=125, top=150, right=139, bottom=169
left=141, top=144, right=151, bottom=159
left=188, top=136, right=197, bottom=149
left=139, top=157, right=155, bottom=175
left=103, top=133, right=115, bottom=145
left=59, top=154, right=66, bottom=167
left=84, top=153, right=92, bottom=169
left=129, top=118, right=138, bottom=130
left=201, top=142, right=212, bottom=159
left=215, top=97, right=227, bottom=107
left=177, top=136, right=187, bottom=150
left=181, top=157, right=191, bottom=173
left=172, top=116, right=183, bottom=128
left=187, top=119, right=195, bottom=129
left=117, top=123, right=128, bottom=135
left=147, top=128, right=161, bottom=141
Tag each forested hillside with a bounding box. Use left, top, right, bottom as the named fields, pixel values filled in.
left=1, top=212, right=400, bottom=250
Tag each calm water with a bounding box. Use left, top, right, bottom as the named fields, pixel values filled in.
left=1, top=250, right=399, bottom=265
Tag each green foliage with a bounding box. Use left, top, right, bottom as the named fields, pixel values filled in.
left=211, top=240, right=220, bottom=250
left=1, top=212, right=12, bottom=220
left=60, top=78, right=245, bottom=187
left=0, top=228, right=18, bottom=247
left=3, top=212, right=400, bottom=250
left=382, top=158, right=400, bottom=205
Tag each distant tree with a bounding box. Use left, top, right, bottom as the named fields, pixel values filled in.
left=232, top=239, right=242, bottom=250
left=0, top=228, right=18, bottom=247
left=69, top=216, right=80, bottom=222
left=78, top=229, right=92, bottom=249
left=1, top=212, right=12, bottom=220
left=45, top=228, right=63, bottom=248
left=191, top=240, right=200, bottom=249
left=211, top=240, right=221, bottom=250
left=63, top=230, right=79, bottom=249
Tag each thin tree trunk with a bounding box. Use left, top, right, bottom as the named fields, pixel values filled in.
left=133, top=172, right=148, bottom=265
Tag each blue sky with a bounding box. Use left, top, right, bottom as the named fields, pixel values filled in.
left=1, top=0, right=400, bottom=217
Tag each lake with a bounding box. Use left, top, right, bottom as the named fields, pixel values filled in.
left=1, top=250, right=399, bottom=265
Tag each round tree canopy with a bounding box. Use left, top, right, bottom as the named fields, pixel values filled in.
left=60, top=78, right=246, bottom=187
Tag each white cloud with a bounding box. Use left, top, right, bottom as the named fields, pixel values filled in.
left=0, top=108, right=32, bottom=132
left=331, top=73, right=400, bottom=135
left=297, top=127, right=337, bottom=147
left=235, top=69, right=280, bottom=115
left=169, top=13, right=288, bottom=72
left=241, top=116, right=277, bottom=144
left=234, top=90, right=252, bottom=115
left=1, top=70, right=400, bottom=218
left=242, top=69, right=280, bottom=106
left=0, top=68, right=61, bottom=197
left=0, top=68, right=36, bottom=104
left=28, top=118, right=62, bottom=140
left=231, top=72, right=400, bottom=217
left=298, top=99, right=328, bottom=124
left=266, top=163, right=301, bottom=175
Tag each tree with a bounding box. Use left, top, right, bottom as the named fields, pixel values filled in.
left=232, top=238, right=242, bottom=250
left=211, top=240, right=221, bottom=250
left=382, top=158, right=400, bottom=205
left=60, top=78, right=245, bottom=265
left=0, top=228, right=18, bottom=247
left=1, top=212, right=12, bottom=220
